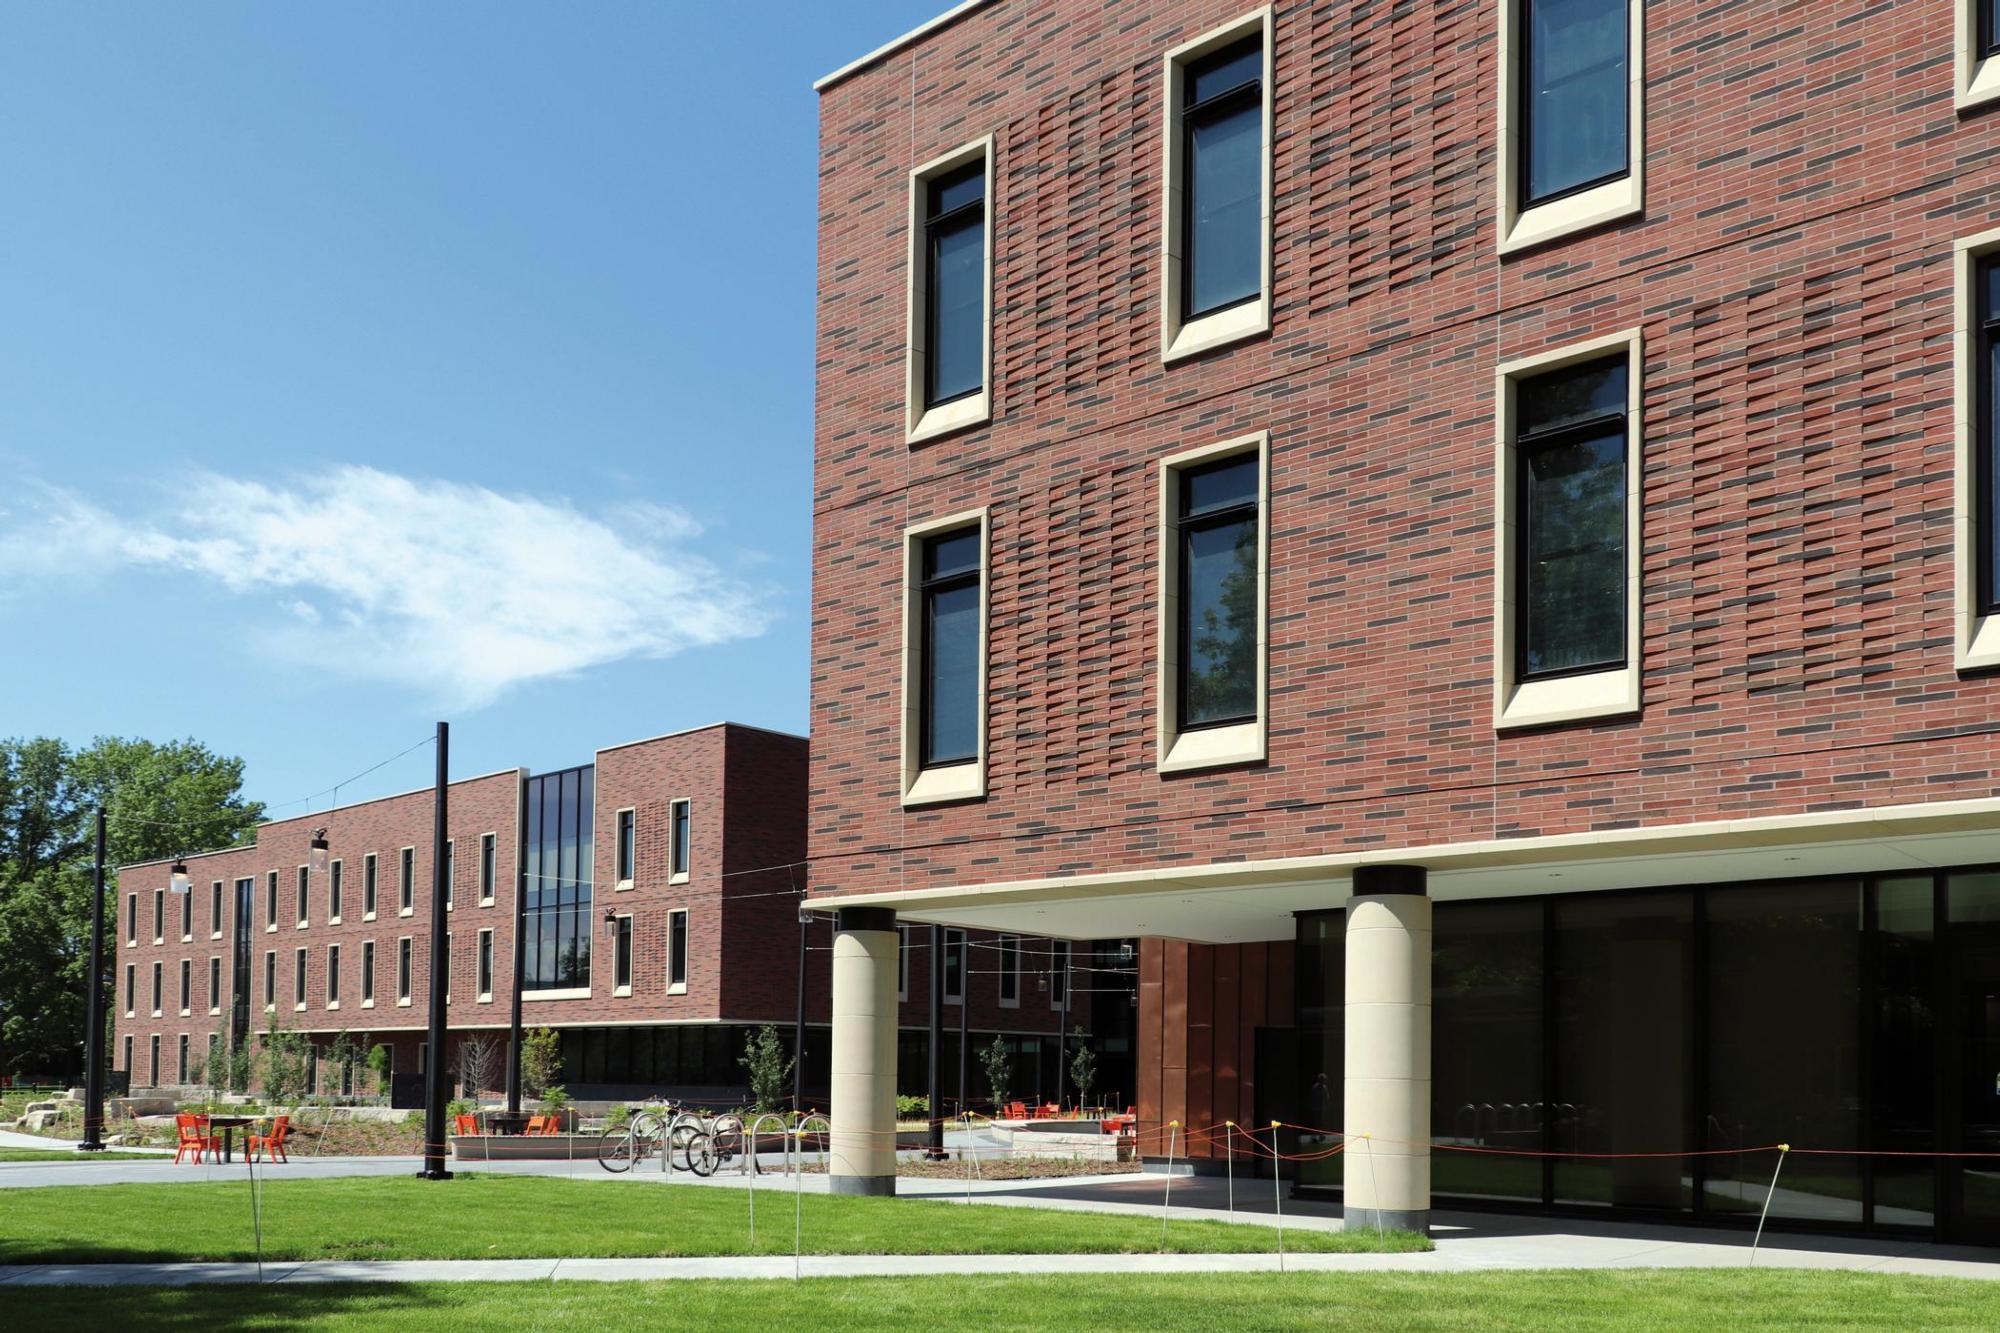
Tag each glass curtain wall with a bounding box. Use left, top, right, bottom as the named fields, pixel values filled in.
left=522, top=765, right=594, bottom=991
left=1433, top=900, right=1543, bottom=1203
left=1293, top=909, right=1344, bottom=1190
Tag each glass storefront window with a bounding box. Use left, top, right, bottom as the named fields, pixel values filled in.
left=1433, top=900, right=1544, bottom=1203
left=1292, top=909, right=1344, bottom=1191
left=1874, top=876, right=1937, bottom=1228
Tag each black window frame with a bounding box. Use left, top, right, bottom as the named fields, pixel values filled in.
left=363, top=853, right=378, bottom=917
left=667, top=908, right=689, bottom=991
left=262, top=950, right=275, bottom=1007
left=210, top=880, right=223, bottom=935
left=294, top=947, right=307, bottom=1006
left=1511, top=352, right=1631, bottom=686
left=1979, top=254, right=2000, bottom=616
left=400, top=847, right=414, bottom=913
left=179, top=958, right=190, bottom=1012
left=478, top=929, right=494, bottom=998
left=1516, top=0, right=1632, bottom=213
left=209, top=956, right=221, bottom=1012
left=617, top=808, right=636, bottom=882
left=153, top=888, right=163, bottom=941
left=479, top=832, right=496, bottom=902
left=444, top=839, right=454, bottom=909
left=124, top=963, right=134, bottom=1014
left=180, top=885, right=192, bottom=939
left=266, top=871, right=278, bottom=928
left=362, top=940, right=376, bottom=1003
left=297, top=865, right=309, bottom=926
left=1178, top=34, right=1265, bottom=325
left=398, top=937, right=412, bottom=1002
left=328, top=943, right=340, bottom=1005
left=329, top=860, right=342, bottom=920
left=126, top=893, right=136, bottom=943
left=151, top=961, right=161, bottom=1013
left=918, top=526, right=983, bottom=770
left=614, top=917, right=633, bottom=992
left=920, top=159, right=987, bottom=411
left=670, top=799, right=691, bottom=878
left=1175, top=453, right=1262, bottom=733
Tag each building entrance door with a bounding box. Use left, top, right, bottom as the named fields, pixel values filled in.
left=1946, top=921, right=2000, bottom=1245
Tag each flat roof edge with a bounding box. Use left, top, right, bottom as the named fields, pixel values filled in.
left=813, top=0, right=996, bottom=92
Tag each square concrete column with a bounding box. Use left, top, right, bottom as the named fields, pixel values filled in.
left=829, top=905, right=899, bottom=1195
left=1343, top=864, right=1431, bottom=1234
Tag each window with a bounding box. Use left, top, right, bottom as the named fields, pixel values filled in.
left=998, top=934, right=1020, bottom=1006
left=177, top=1034, right=189, bottom=1085
left=179, top=958, right=191, bottom=1014
left=180, top=884, right=192, bottom=939
left=124, top=963, right=134, bottom=1015
left=210, top=880, right=224, bottom=936
left=327, top=944, right=341, bottom=1006
left=1158, top=434, right=1269, bottom=773
left=944, top=928, right=965, bottom=1004
left=1050, top=939, right=1070, bottom=1010
left=613, top=917, right=632, bottom=995
left=1498, top=0, right=1643, bottom=253
left=902, top=513, right=988, bottom=805
left=616, top=808, right=636, bottom=885
left=126, top=892, right=136, bottom=945
left=122, top=1035, right=132, bottom=1080
left=294, top=947, right=307, bottom=1008
left=362, top=940, right=376, bottom=1005
left=363, top=853, right=378, bottom=918
left=151, top=961, right=162, bottom=1014
left=263, top=950, right=275, bottom=1009
left=209, top=957, right=222, bottom=1014
left=479, top=832, right=496, bottom=904
left=329, top=860, right=343, bottom=921
left=521, top=764, right=595, bottom=993
left=266, top=871, right=278, bottom=930
left=1494, top=331, right=1642, bottom=728
left=478, top=929, right=494, bottom=1001
left=296, top=866, right=309, bottom=927
left=445, top=930, right=453, bottom=1002
left=1961, top=0, right=2000, bottom=111
left=905, top=138, right=993, bottom=443
left=669, top=800, right=691, bottom=883
left=898, top=925, right=911, bottom=1002
left=1958, top=234, right=2000, bottom=670
left=149, top=1034, right=159, bottom=1087
left=444, top=839, right=454, bottom=910
left=668, top=908, right=689, bottom=994
left=397, top=937, right=412, bottom=1004
left=153, top=888, right=163, bottom=942
left=400, top=847, right=415, bottom=914
left=1162, top=12, right=1273, bottom=361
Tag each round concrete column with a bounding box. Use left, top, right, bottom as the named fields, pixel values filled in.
left=1343, top=864, right=1431, bottom=1234
left=829, top=906, right=899, bottom=1196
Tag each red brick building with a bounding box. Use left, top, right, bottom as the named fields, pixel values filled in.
left=806, top=0, right=2000, bottom=1241
left=113, top=721, right=1088, bottom=1108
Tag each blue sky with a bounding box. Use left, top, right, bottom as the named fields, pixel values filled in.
left=0, top=2, right=942, bottom=819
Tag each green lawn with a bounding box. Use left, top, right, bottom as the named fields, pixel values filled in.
left=8, top=1271, right=1998, bottom=1331
left=0, top=1148, right=161, bottom=1163
left=0, top=1175, right=1426, bottom=1262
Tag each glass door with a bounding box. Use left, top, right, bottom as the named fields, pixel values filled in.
left=1948, top=911, right=2000, bottom=1243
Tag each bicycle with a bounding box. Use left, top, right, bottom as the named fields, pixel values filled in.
left=597, top=1099, right=673, bottom=1174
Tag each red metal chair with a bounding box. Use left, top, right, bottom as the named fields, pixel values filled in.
left=453, top=1113, right=479, bottom=1137
left=247, top=1114, right=291, bottom=1163
left=173, top=1113, right=217, bottom=1164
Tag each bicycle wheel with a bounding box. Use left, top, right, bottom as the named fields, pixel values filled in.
left=710, top=1113, right=745, bottom=1165
left=684, top=1131, right=718, bottom=1177
left=597, top=1124, right=637, bottom=1174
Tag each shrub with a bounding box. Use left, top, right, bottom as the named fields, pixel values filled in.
left=1069, top=1026, right=1097, bottom=1109
left=981, top=1034, right=1012, bottom=1111
left=521, top=1028, right=561, bottom=1100
left=737, top=1024, right=795, bottom=1112
left=896, top=1094, right=930, bottom=1120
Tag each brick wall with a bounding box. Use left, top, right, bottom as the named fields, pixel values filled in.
left=808, top=0, right=2000, bottom=901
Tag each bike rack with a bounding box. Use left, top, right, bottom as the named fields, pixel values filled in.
left=745, top=1113, right=788, bottom=1175
left=796, top=1114, right=831, bottom=1174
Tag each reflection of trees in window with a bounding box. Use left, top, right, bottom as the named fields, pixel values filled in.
left=1516, top=356, right=1627, bottom=680
left=1179, top=454, right=1260, bottom=729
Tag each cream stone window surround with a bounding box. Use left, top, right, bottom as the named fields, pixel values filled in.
left=522, top=987, right=591, bottom=1001
left=478, top=927, right=496, bottom=1003
left=613, top=806, right=637, bottom=890
left=1156, top=431, right=1270, bottom=774
left=1495, top=0, right=1645, bottom=255
left=1492, top=327, right=1644, bottom=730
left=1955, top=226, right=2000, bottom=669
left=1160, top=8, right=1275, bottom=363
left=905, top=135, right=995, bottom=445
left=1959, top=1, right=2000, bottom=112
left=669, top=798, right=692, bottom=884
left=901, top=507, right=991, bottom=806
left=667, top=906, right=690, bottom=996
left=328, top=859, right=342, bottom=926
left=611, top=917, right=632, bottom=998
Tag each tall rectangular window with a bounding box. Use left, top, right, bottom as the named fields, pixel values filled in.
left=153, top=888, right=164, bottom=942
left=327, top=944, right=341, bottom=1006
left=614, top=917, right=633, bottom=994
left=1162, top=13, right=1271, bottom=360
left=667, top=908, right=689, bottom=993
left=998, top=934, right=1020, bottom=1005
left=1519, top=0, right=1628, bottom=208
left=1176, top=453, right=1260, bottom=729
left=209, top=956, right=222, bottom=1013
left=123, top=1034, right=132, bottom=1076
left=266, top=871, right=278, bottom=929
left=1496, top=333, right=1641, bottom=728
left=179, top=958, right=190, bottom=1013
left=263, top=950, right=275, bottom=1008
left=1978, top=253, right=2000, bottom=618
left=297, top=866, right=309, bottom=926
left=126, top=892, right=136, bottom=944
left=177, top=1034, right=189, bottom=1085
left=905, top=139, right=992, bottom=443
left=398, top=937, right=412, bottom=1003
left=294, top=947, right=307, bottom=1007
left=362, top=940, right=376, bottom=1004
left=329, top=860, right=343, bottom=921
left=921, top=528, right=981, bottom=768
left=363, top=853, right=378, bottom=918
left=669, top=800, right=691, bottom=882
left=400, top=847, right=415, bottom=914
left=125, top=964, right=134, bottom=1014
left=444, top=839, right=454, bottom=910
left=149, top=1035, right=159, bottom=1087
left=180, top=885, right=192, bottom=939
left=617, top=809, right=636, bottom=883
left=479, top=832, right=496, bottom=903
left=210, top=880, right=224, bottom=936
left=521, top=764, right=594, bottom=992
left=944, top=928, right=965, bottom=1004
left=151, top=961, right=162, bottom=1014
left=478, top=929, right=494, bottom=1000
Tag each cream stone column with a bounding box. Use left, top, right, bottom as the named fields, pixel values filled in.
left=828, top=906, right=899, bottom=1195
left=1343, top=864, right=1431, bottom=1234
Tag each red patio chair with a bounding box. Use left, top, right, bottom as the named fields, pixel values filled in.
left=453, top=1113, right=479, bottom=1137
left=247, top=1114, right=291, bottom=1164
left=173, top=1113, right=217, bottom=1164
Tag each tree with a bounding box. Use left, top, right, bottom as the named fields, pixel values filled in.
left=0, top=736, right=262, bottom=1079
left=737, top=1024, right=795, bottom=1111
left=520, top=1026, right=561, bottom=1099
left=456, top=1033, right=499, bottom=1100
left=258, top=1012, right=313, bottom=1104
left=981, top=1033, right=1012, bottom=1112
left=1068, top=1025, right=1097, bottom=1111
left=366, top=1043, right=392, bottom=1095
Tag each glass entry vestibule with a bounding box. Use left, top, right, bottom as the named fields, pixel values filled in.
left=1292, top=869, right=2000, bottom=1245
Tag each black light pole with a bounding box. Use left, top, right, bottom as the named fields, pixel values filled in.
left=926, top=923, right=945, bottom=1158
left=793, top=907, right=809, bottom=1114
left=79, top=806, right=108, bottom=1152
left=419, top=721, right=452, bottom=1180
left=505, top=771, right=527, bottom=1118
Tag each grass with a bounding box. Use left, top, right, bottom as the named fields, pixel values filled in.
left=0, top=1148, right=161, bottom=1163
left=8, top=1271, right=1999, bottom=1331
left=0, top=1175, right=1426, bottom=1262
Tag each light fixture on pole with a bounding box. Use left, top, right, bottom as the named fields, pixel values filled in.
left=169, top=857, right=192, bottom=896
left=309, top=827, right=330, bottom=877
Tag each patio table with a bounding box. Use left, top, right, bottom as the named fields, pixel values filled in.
left=203, top=1114, right=260, bottom=1164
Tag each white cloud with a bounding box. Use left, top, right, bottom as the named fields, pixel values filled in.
left=0, top=467, right=776, bottom=707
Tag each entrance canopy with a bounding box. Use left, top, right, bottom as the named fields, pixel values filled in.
left=812, top=796, right=2000, bottom=942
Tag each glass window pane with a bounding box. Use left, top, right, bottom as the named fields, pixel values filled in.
left=1518, top=358, right=1625, bottom=437
left=924, top=529, right=980, bottom=581
left=1986, top=329, right=2000, bottom=608
left=929, top=163, right=983, bottom=217
left=672, top=802, right=691, bottom=875
left=1292, top=910, right=1344, bottom=1191
left=1522, top=427, right=1626, bottom=676
left=1187, top=39, right=1260, bottom=106
left=927, top=213, right=985, bottom=404
left=1705, top=882, right=1862, bottom=1224
left=1524, top=0, right=1628, bottom=204
left=1434, top=900, right=1545, bottom=1203
left=1182, top=455, right=1258, bottom=518
left=1181, top=513, right=1258, bottom=726
left=925, top=580, right=981, bottom=764
left=1874, top=876, right=1937, bottom=1228
left=1185, top=96, right=1261, bottom=318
